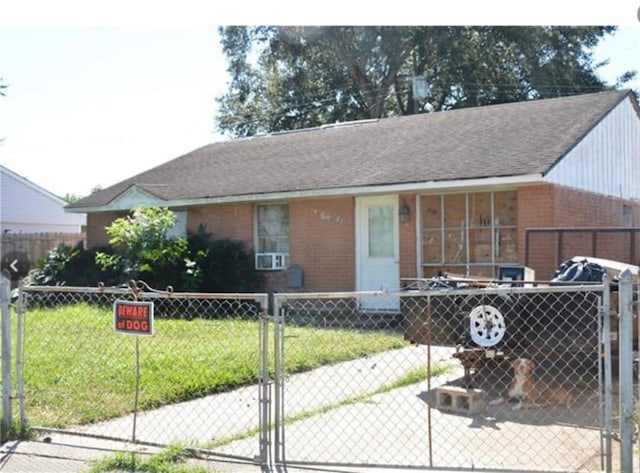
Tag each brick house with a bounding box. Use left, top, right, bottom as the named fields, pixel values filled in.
left=67, top=90, right=640, bottom=303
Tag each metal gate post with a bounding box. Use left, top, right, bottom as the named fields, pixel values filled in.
left=618, top=268, right=634, bottom=472
left=258, top=296, right=271, bottom=465
left=601, top=275, right=613, bottom=472
left=0, top=270, right=12, bottom=441
left=16, top=279, right=26, bottom=431
left=273, top=294, right=285, bottom=465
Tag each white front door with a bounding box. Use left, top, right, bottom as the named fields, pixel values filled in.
left=356, top=195, right=400, bottom=310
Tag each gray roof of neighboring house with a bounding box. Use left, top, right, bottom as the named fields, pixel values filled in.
left=68, top=89, right=635, bottom=210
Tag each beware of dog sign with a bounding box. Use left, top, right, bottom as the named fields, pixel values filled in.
left=114, top=300, right=154, bottom=336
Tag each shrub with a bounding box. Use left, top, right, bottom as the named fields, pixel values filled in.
left=95, top=207, right=188, bottom=287
left=28, top=242, right=119, bottom=287
left=28, top=210, right=261, bottom=294
left=186, top=225, right=262, bottom=293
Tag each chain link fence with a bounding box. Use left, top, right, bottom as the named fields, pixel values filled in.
left=17, top=283, right=269, bottom=463
left=5, top=279, right=636, bottom=471
left=272, top=285, right=610, bottom=471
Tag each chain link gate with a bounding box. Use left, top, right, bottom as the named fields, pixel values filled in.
left=273, top=284, right=613, bottom=472
left=16, top=283, right=271, bottom=465
left=0, top=271, right=12, bottom=442
left=9, top=281, right=624, bottom=471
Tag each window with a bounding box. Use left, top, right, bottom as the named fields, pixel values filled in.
left=166, top=211, right=187, bottom=239
left=421, top=190, right=518, bottom=277
left=256, top=203, right=290, bottom=270
left=368, top=205, right=394, bottom=258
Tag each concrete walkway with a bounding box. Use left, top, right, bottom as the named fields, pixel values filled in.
left=0, top=344, right=610, bottom=472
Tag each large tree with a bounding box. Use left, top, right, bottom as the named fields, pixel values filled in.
left=216, top=26, right=632, bottom=137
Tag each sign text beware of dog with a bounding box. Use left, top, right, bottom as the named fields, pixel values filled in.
left=114, top=300, right=154, bottom=336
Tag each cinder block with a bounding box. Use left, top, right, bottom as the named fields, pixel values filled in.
left=435, top=386, right=485, bottom=415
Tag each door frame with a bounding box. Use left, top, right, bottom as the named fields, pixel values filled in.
left=355, top=194, right=400, bottom=307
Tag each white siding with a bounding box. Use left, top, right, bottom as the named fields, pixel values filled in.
left=0, top=167, right=86, bottom=233
left=544, top=97, right=640, bottom=200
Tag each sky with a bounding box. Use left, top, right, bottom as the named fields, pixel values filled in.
left=0, top=1, right=639, bottom=199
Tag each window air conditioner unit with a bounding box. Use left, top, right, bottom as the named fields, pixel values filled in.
left=256, top=252, right=289, bottom=270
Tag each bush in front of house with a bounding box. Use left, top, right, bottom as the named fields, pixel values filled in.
left=28, top=242, right=120, bottom=287
left=186, top=224, right=262, bottom=293
left=95, top=206, right=187, bottom=288
left=29, top=208, right=261, bottom=293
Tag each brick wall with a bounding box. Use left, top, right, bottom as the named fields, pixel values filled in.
left=517, top=184, right=555, bottom=279
left=188, top=203, right=254, bottom=249
left=288, top=197, right=355, bottom=292
left=552, top=185, right=629, bottom=227
left=399, top=194, right=418, bottom=282
left=187, top=198, right=356, bottom=292
left=187, top=195, right=416, bottom=292
left=84, top=185, right=640, bottom=292
left=86, top=211, right=126, bottom=248
left=519, top=183, right=640, bottom=279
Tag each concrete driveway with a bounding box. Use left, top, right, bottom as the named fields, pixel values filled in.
left=0, top=344, right=611, bottom=472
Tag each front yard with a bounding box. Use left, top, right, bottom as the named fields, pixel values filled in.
left=19, top=303, right=407, bottom=427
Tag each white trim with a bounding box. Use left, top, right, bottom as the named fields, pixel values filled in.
left=355, top=197, right=363, bottom=292
left=355, top=194, right=400, bottom=296
left=68, top=174, right=543, bottom=213
left=362, top=193, right=400, bottom=310
left=415, top=194, right=422, bottom=279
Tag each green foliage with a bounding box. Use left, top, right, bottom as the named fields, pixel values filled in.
left=89, top=444, right=209, bottom=473
left=94, top=210, right=260, bottom=292
left=29, top=242, right=118, bottom=287
left=186, top=224, right=261, bottom=293
left=30, top=209, right=259, bottom=292
left=30, top=243, right=80, bottom=285
left=2, top=420, right=38, bottom=443
left=61, top=193, right=81, bottom=203
left=216, top=26, right=627, bottom=137
left=95, top=207, right=190, bottom=289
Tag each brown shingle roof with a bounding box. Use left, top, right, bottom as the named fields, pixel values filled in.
left=69, top=90, right=633, bottom=210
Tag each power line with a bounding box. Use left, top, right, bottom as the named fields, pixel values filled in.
left=215, top=78, right=625, bottom=135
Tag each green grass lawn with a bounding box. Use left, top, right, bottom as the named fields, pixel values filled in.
left=89, top=444, right=211, bottom=473
left=20, top=303, right=408, bottom=428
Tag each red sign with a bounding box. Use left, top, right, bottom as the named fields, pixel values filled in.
left=114, top=300, right=154, bottom=336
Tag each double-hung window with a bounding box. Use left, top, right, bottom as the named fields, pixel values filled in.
left=255, top=203, right=290, bottom=270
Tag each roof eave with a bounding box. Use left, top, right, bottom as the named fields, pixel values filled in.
left=66, top=174, right=544, bottom=213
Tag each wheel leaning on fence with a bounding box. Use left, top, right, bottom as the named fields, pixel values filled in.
left=467, top=304, right=506, bottom=347
left=455, top=294, right=527, bottom=352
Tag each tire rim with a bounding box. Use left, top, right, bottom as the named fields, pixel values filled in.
left=468, top=304, right=506, bottom=347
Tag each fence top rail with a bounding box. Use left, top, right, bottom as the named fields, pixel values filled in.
left=23, top=285, right=132, bottom=295
left=140, top=291, right=269, bottom=304
left=21, top=284, right=268, bottom=303
left=525, top=226, right=640, bottom=233
left=274, top=283, right=606, bottom=302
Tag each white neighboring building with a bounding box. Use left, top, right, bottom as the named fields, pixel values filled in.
left=0, top=165, right=86, bottom=234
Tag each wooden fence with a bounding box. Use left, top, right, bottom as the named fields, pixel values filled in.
left=1, top=232, right=86, bottom=268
